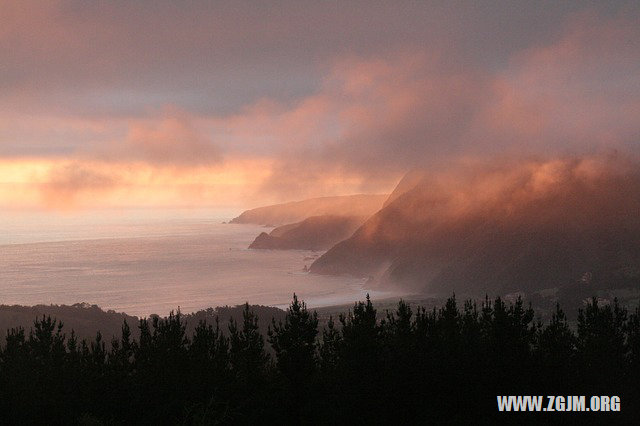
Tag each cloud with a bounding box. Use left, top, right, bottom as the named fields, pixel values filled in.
left=39, top=162, right=119, bottom=210
left=200, top=51, right=491, bottom=200
left=14, top=111, right=225, bottom=211
left=110, top=113, right=222, bottom=167
left=1, top=3, right=639, bottom=209
left=237, top=10, right=640, bottom=199
left=3, top=1, right=634, bottom=117
left=473, top=10, right=640, bottom=155
left=23, top=156, right=275, bottom=211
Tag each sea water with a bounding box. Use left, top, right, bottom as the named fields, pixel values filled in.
left=0, top=208, right=396, bottom=317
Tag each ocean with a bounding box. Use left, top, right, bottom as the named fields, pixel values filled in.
left=0, top=208, right=395, bottom=317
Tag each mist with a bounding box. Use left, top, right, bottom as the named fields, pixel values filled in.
left=312, top=154, right=640, bottom=295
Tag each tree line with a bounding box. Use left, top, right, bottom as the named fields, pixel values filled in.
left=1, top=294, right=639, bottom=424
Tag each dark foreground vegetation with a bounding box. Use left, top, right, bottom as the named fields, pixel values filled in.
left=1, top=295, right=639, bottom=424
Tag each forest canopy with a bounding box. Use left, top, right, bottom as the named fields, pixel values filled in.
left=1, top=295, right=638, bottom=423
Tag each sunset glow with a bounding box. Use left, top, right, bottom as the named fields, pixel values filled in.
left=1, top=2, right=638, bottom=213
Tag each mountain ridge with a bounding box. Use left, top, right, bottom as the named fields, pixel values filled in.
left=311, top=156, right=640, bottom=296
left=230, top=194, right=387, bottom=226
left=248, top=215, right=366, bottom=251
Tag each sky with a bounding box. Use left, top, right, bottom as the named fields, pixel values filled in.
left=1, top=0, right=639, bottom=211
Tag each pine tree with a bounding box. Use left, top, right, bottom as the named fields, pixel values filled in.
left=229, top=303, right=269, bottom=380
left=336, top=295, right=382, bottom=421
left=191, top=316, right=229, bottom=371
left=577, top=297, right=627, bottom=389
left=383, top=299, right=413, bottom=348
left=319, top=315, right=341, bottom=371
left=535, top=303, right=575, bottom=367
left=268, top=294, right=318, bottom=384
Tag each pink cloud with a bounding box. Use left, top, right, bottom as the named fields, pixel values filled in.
left=39, top=162, right=119, bottom=210
left=476, top=11, right=640, bottom=154
left=240, top=11, right=640, bottom=199
left=121, top=113, right=222, bottom=167
left=2, top=5, right=638, bottom=208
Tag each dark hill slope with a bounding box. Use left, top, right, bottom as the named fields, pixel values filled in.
left=249, top=215, right=365, bottom=250
left=311, top=157, right=640, bottom=296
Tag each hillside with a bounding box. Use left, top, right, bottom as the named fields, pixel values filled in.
left=381, top=168, right=428, bottom=208
left=230, top=194, right=387, bottom=226
left=0, top=303, right=285, bottom=342
left=311, top=156, right=640, bottom=296
left=0, top=303, right=138, bottom=342
left=249, top=215, right=365, bottom=250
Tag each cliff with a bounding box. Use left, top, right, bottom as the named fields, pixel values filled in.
left=311, top=157, right=640, bottom=296
left=230, top=194, right=387, bottom=226
left=249, top=215, right=365, bottom=251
